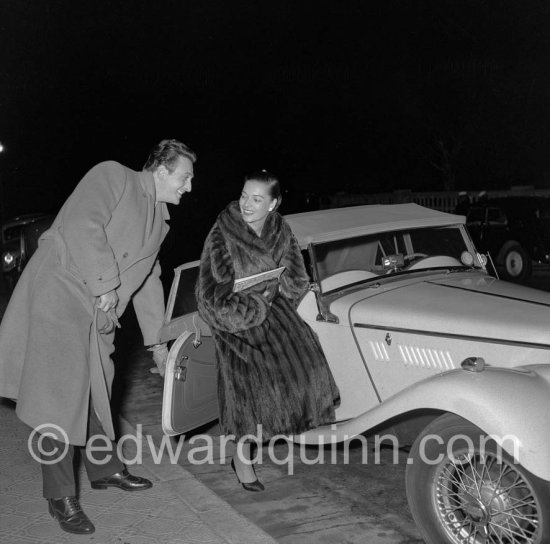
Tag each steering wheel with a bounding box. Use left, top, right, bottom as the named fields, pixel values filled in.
left=406, top=255, right=463, bottom=270
left=403, top=252, right=428, bottom=262
left=320, top=269, right=377, bottom=291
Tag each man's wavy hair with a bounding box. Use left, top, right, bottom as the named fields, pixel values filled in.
left=143, top=139, right=197, bottom=172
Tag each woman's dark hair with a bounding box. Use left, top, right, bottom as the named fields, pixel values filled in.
left=143, top=139, right=197, bottom=172
left=244, top=170, right=281, bottom=205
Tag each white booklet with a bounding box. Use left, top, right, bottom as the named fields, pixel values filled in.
left=232, top=266, right=286, bottom=293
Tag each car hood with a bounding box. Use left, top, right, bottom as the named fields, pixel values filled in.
left=347, top=273, right=550, bottom=346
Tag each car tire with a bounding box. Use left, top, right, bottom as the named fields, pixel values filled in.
left=405, top=413, right=550, bottom=544
left=501, top=244, right=532, bottom=281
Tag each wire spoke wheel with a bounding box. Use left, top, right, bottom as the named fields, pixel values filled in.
left=435, top=451, right=539, bottom=543
left=406, top=414, right=549, bottom=544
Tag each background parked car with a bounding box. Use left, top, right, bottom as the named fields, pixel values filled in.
left=1, top=213, right=54, bottom=292
left=466, top=196, right=550, bottom=280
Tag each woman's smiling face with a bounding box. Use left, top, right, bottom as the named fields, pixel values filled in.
left=239, top=180, right=277, bottom=234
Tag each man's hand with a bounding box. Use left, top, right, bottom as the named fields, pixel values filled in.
left=97, top=290, right=118, bottom=312
left=149, top=343, right=169, bottom=377
left=97, top=309, right=121, bottom=334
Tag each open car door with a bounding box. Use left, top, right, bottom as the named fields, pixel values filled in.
left=160, top=261, right=218, bottom=436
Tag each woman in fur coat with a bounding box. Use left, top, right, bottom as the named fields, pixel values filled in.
left=196, top=170, right=340, bottom=491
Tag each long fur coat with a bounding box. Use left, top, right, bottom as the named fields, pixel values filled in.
left=196, top=201, right=339, bottom=440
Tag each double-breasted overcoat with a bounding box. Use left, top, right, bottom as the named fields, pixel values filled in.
left=0, top=161, right=169, bottom=445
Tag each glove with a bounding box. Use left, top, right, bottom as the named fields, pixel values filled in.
left=148, top=343, right=169, bottom=377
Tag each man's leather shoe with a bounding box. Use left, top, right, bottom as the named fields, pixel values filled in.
left=47, top=496, right=95, bottom=535
left=90, top=468, right=153, bottom=491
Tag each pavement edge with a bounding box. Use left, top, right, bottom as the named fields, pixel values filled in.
left=117, top=416, right=278, bottom=544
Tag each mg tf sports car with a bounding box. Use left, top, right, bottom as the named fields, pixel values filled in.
left=159, top=203, right=550, bottom=544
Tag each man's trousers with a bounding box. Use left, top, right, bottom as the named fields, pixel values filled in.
left=39, top=403, right=124, bottom=498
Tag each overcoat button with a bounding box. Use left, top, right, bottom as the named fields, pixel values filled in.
left=123, top=252, right=128, bottom=258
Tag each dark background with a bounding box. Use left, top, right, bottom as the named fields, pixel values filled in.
left=1, top=0, right=550, bottom=261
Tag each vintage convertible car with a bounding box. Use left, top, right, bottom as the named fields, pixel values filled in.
left=159, top=203, right=550, bottom=544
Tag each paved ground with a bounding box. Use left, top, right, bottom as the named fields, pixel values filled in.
left=178, top=441, right=424, bottom=544
left=0, top=397, right=280, bottom=544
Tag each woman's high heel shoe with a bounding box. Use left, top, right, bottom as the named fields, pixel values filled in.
left=230, top=459, right=265, bottom=492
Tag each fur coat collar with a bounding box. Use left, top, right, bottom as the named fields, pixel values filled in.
left=196, top=201, right=310, bottom=333
left=216, top=201, right=291, bottom=279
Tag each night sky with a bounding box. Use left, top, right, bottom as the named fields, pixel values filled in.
left=2, top=0, right=550, bottom=259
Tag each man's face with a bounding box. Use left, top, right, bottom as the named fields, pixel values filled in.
left=156, top=156, right=194, bottom=205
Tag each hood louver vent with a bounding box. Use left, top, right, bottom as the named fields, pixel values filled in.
left=398, top=345, right=454, bottom=370
left=368, top=340, right=454, bottom=371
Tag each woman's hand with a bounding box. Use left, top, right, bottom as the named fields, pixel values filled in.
left=97, top=290, right=118, bottom=312
left=262, top=289, right=274, bottom=307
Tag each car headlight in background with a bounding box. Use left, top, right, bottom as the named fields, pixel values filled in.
left=2, top=250, right=18, bottom=272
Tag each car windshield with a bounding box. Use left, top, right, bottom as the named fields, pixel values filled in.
left=1, top=225, right=23, bottom=244
left=311, top=224, right=483, bottom=292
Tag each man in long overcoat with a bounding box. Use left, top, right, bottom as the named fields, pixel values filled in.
left=0, top=139, right=196, bottom=535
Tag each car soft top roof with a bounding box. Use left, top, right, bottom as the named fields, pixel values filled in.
left=285, top=203, right=465, bottom=247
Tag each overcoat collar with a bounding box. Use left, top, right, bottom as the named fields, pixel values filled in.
left=122, top=170, right=170, bottom=268
left=139, top=169, right=170, bottom=221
